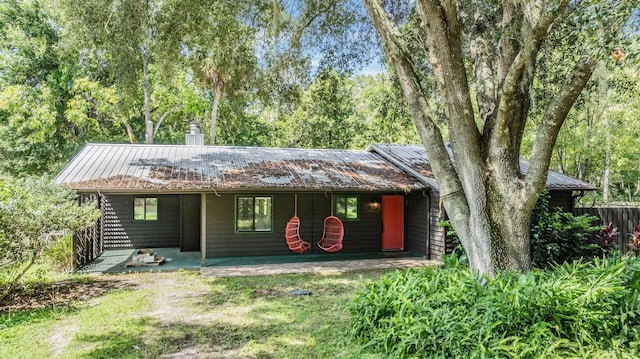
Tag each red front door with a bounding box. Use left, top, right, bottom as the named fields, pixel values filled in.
left=381, top=195, right=404, bottom=250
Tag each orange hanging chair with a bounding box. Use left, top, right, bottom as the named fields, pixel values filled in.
left=317, top=196, right=344, bottom=253
left=285, top=194, right=311, bottom=254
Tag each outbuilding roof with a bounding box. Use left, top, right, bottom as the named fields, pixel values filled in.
left=368, top=144, right=597, bottom=191
left=54, top=143, right=422, bottom=193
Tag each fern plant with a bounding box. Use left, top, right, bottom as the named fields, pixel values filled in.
left=349, top=256, right=640, bottom=358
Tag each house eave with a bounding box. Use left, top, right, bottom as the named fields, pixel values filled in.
left=67, top=186, right=421, bottom=195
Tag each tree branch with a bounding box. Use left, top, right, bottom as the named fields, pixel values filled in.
left=485, top=0, right=571, bottom=190
left=291, top=0, right=339, bottom=46
left=0, top=250, right=38, bottom=302
left=154, top=106, right=182, bottom=135
left=525, top=57, right=597, bottom=197
left=414, top=0, right=480, bottom=146
left=494, top=0, right=570, bottom=140
left=470, top=33, right=496, bottom=131
left=412, top=1, right=495, bottom=235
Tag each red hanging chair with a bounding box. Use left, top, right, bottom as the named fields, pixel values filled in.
left=285, top=195, right=311, bottom=254
left=317, top=196, right=344, bottom=253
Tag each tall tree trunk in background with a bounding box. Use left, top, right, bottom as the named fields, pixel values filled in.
left=124, top=119, right=136, bottom=144
left=603, top=161, right=611, bottom=203
left=210, top=81, right=224, bottom=145
left=143, top=46, right=153, bottom=144
left=364, top=0, right=597, bottom=275
left=603, top=124, right=612, bottom=202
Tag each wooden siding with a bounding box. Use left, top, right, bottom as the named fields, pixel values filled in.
left=548, top=190, right=574, bottom=212
left=428, top=192, right=446, bottom=260
left=103, top=195, right=180, bottom=248
left=398, top=191, right=446, bottom=260
left=205, top=192, right=382, bottom=257
left=574, top=206, right=640, bottom=253
left=180, top=195, right=201, bottom=251
left=405, top=192, right=428, bottom=255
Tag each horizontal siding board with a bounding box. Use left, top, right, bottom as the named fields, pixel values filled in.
left=307, top=193, right=381, bottom=253
left=103, top=195, right=180, bottom=248
left=181, top=194, right=201, bottom=251
left=206, top=194, right=289, bottom=257
left=338, top=193, right=382, bottom=253
left=99, top=190, right=450, bottom=258
left=548, top=190, right=574, bottom=212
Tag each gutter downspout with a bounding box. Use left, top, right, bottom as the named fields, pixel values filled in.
left=571, top=190, right=587, bottom=211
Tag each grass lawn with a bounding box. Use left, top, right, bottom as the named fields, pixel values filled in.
left=0, top=269, right=396, bottom=359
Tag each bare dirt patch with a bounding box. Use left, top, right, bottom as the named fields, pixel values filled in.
left=0, top=276, right=137, bottom=313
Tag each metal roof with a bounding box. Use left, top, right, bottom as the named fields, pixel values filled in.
left=54, top=144, right=423, bottom=192
left=368, top=144, right=597, bottom=191
left=518, top=160, right=597, bottom=190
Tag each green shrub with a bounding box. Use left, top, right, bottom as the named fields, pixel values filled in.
left=349, top=255, right=640, bottom=358
left=0, top=176, right=100, bottom=300
left=530, top=192, right=601, bottom=268
left=43, top=233, right=74, bottom=272
left=437, top=220, right=465, bottom=258
left=439, top=192, right=601, bottom=269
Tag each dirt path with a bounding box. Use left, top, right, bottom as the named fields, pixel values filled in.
left=138, top=273, right=210, bottom=323
left=135, top=273, right=251, bottom=359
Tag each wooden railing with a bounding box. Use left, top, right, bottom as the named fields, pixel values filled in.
left=73, top=194, right=105, bottom=269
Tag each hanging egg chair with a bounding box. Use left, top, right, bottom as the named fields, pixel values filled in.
left=317, top=195, right=344, bottom=252
left=285, top=194, right=311, bottom=254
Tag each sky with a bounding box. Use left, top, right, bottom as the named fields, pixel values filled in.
left=357, top=59, right=386, bottom=76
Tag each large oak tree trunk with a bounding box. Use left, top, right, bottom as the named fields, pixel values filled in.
left=363, top=0, right=596, bottom=276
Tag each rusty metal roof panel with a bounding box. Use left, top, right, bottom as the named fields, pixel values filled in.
left=368, top=144, right=596, bottom=191
left=55, top=144, right=422, bottom=192
left=367, top=144, right=439, bottom=190
left=369, top=144, right=435, bottom=179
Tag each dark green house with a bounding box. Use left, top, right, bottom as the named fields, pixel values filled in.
left=55, top=138, right=595, bottom=268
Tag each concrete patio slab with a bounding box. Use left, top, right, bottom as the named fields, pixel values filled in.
left=79, top=248, right=441, bottom=276
left=78, top=248, right=201, bottom=274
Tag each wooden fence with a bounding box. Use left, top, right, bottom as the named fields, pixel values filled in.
left=574, top=206, right=640, bottom=253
